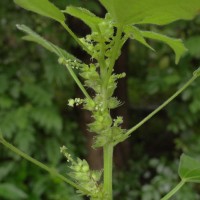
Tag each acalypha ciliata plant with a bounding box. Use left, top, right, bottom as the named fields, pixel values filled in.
left=1, top=0, right=200, bottom=199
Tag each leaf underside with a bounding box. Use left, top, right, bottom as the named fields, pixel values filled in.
left=100, top=0, right=200, bottom=25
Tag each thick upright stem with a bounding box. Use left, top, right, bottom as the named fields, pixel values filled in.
left=101, top=25, right=124, bottom=199
left=103, top=143, right=114, bottom=200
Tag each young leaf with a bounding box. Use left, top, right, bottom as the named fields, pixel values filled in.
left=63, top=6, right=103, bottom=31
left=99, top=0, right=200, bottom=25
left=14, top=0, right=65, bottom=22
left=16, top=24, right=78, bottom=61
left=141, top=31, right=188, bottom=64
left=178, top=154, right=200, bottom=183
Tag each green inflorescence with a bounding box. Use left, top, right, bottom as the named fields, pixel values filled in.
left=60, top=146, right=107, bottom=199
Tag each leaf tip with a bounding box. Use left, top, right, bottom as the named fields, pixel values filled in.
left=16, top=24, right=23, bottom=30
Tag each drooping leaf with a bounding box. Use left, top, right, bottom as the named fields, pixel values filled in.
left=178, top=154, right=200, bottom=183
left=14, top=0, right=65, bottom=22
left=141, top=31, right=188, bottom=64
left=0, top=183, right=28, bottom=199
left=124, top=26, right=154, bottom=51
left=99, top=0, right=200, bottom=25
left=64, top=6, right=103, bottom=31
left=16, top=24, right=78, bottom=61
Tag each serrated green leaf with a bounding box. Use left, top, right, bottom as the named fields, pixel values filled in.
left=31, top=107, right=62, bottom=132
left=22, top=83, right=52, bottom=106
left=17, top=24, right=77, bottom=61
left=178, top=154, right=200, bottom=183
left=124, top=26, right=154, bottom=51
left=99, top=0, right=200, bottom=25
left=64, top=6, right=103, bottom=31
left=141, top=31, right=188, bottom=64
left=14, top=0, right=65, bottom=22
left=0, top=183, right=27, bottom=199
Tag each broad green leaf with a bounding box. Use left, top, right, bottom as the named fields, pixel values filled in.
left=99, top=0, right=200, bottom=25
left=14, top=0, right=65, bottom=22
left=64, top=6, right=103, bottom=31
left=178, top=154, right=200, bottom=183
left=141, top=31, right=188, bottom=64
left=0, top=183, right=27, bottom=199
left=17, top=24, right=78, bottom=61
left=124, top=26, right=154, bottom=51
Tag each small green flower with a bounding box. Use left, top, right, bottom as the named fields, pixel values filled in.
left=68, top=99, right=75, bottom=107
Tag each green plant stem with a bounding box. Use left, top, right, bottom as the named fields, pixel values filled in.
left=102, top=26, right=124, bottom=200
left=0, top=136, right=90, bottom=195
left=60, top=22, right=92, bottom=56
left=161, top=180, right=186, bottom=200
left=65, top=65, right=92, bottom=100
left=124, top=75, right=197, bottom=137
left=103, top=143, right=114, bottom=200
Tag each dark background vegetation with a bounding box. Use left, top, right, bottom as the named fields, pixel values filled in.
left=1, top=0, right=200, bottom=199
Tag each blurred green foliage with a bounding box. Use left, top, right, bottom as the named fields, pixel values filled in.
left=0, top=0, right=92, bottom=199
left=116, top=16, right=200, bottom=200
left=1, top=0, right=200, bottom=199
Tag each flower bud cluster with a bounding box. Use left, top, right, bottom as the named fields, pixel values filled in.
left=60, top=146, right=104, bottom=198
left=79, top=63, right=101, bottom=93
left=58, top=57, right=81, bottom=69
left=113, top=116, right=123, bottom=127
left=68, top=98, right=84, bottom=107
left=79, top=15, right=115, bottom=60
left=113, top=72, right=126, bottom=79
left=59, top=15, right=128, bottom=148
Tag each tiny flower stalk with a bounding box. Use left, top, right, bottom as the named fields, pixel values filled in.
left=0, top=135, right=90, bottom=194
